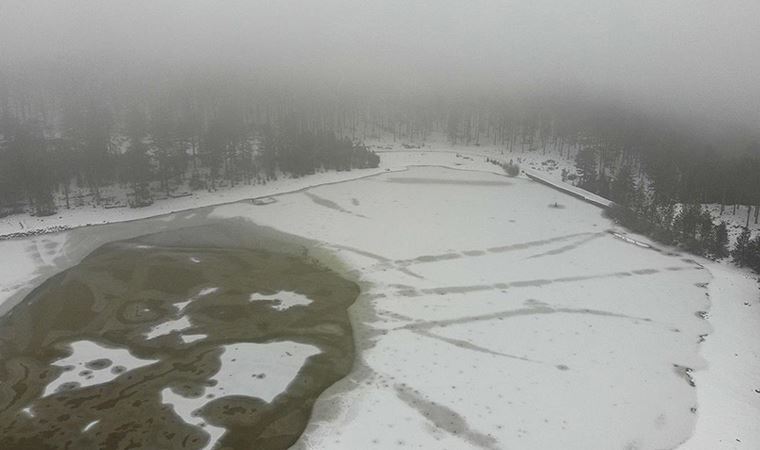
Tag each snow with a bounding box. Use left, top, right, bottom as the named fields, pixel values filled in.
left=249, top=291, right=313, bottom=311
left=0, top=167, right=393, bottom=240
left=145, top=287, right=225, bottom=340
left=41, top=340, right=159, bottom=397
left=197, top=287, right=219, bottom=296
left=0, top=146, right=758, bottom=449
left=704, top=204, right=760, bottom=245
left=209, top=163, right=718, bottom=449
left=173, top=286, right=219, bottom=313
left=161, top=341, right=320, bottom=450
left=525, top=168, right=614, bottom=208
left=683, top=264, right=760, bottom=449
left=180, top=334, right=207, bottom=344
left=145, top=316, right=192, bottom=340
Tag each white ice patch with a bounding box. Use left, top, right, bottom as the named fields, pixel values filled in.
left=180, top=334, right=207, bottom=344
left=174, top=286, right=219, bottom=312
left=198, top=287, right=219, bottom=297
left=145, top=316, right=192, bottom=340
left=161, top=341, right=320, bottom=450
left=173, top=300, right=193, bottom=311
left=249, top=291, right=312, bottom=311
left=43, top=341, right=158, bottom=397
left=83, top=420, right=99, bottom=433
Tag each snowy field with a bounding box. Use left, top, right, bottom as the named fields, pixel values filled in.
left=0, top=150, right=758, bottom=449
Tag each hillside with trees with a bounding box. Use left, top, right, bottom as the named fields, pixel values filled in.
left=0, top=87, right=379, bottom=217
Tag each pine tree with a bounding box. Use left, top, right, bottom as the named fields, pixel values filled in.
left=731, top=227, right=752, bottom=266
left=611, top=165, right=635, bottom=206
left=747, top=235, right=760, bottom=273
left=711, top=222, right=729, bottom=258
left=574, top=148, right=598, bottom=191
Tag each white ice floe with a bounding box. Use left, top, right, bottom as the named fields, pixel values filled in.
left=198, top=287, right=219, bottom=296
left=180, top=334, right=207, bottom=344
left=43, top=340, right=158, bottom=397
left=174, top=286, right=219, bottom=312
left=161, top=341, right=320, bottom=450
left=148, top=287, right=223, bottom=340
left=145, top=316, right=192, bottom=340
left=249, top=291, right=313, bottom=311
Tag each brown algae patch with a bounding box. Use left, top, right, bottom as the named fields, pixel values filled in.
left=0, top=231, right=359, bottom=449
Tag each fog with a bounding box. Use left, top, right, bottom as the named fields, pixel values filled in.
left=1, top=0, right=759, bottom=132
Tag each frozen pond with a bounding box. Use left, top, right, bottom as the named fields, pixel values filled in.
left=0, top=163, right=716, bottom=449
left=0, top=225, right=359, bottom=449
left=213, top=166, right=713, bottom=449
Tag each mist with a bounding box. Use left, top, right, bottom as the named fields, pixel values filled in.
left=1, top=0, right=759, bottom=132
left=3, top=4, right=760, bottom=448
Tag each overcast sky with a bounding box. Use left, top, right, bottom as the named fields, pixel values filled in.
left=1, top=0, right=758, bottom=129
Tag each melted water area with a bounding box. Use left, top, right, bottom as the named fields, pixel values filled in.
left=0, top=234, right=358, bottom=449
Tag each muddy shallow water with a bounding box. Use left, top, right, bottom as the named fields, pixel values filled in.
left=0, top=224, right=359, bottom=450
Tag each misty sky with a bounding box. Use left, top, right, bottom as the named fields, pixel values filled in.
left=1, top=0, right=758, bottom=129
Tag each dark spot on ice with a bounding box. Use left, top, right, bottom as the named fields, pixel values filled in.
left=632, top=269, right=658, bottom=275
left=85, top=359, right=112, bottom=370
left=556, top=364, right=569, bottom=371
left=57, top=382, right=81, bottom=393
left=673, top=364, right=696, bottom=387
left=394, top=384, right=498, bottom=449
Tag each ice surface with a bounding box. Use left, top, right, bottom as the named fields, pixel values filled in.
left=250, top=291, right=313, bottom=311
left=180, top=334, right=207, bottom=344
left=1, top=149, right=758, bottom=448
left=145, top=316, right=192, bottom=340
left=42, top=340, right=158, bottom=397
left=173, top=286, right=219, bottom=312
left=161, top=341, right=320, bottom=450
left=212, top=164, right=720, bottom=449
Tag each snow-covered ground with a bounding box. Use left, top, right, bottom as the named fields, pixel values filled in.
left=0, top=149, right=758, bottom=449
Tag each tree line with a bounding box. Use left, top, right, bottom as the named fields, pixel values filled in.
left=0, top=99, right=379, bottom=217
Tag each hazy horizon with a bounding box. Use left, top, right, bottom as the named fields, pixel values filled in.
left=1, top=0, right=759, bottom=136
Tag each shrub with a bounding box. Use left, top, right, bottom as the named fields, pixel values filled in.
left=504, top=161, right=520, bottom=177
